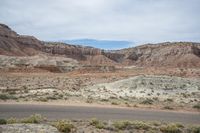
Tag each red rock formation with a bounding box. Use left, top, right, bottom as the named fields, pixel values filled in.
left=0, top=24, right=43, bottom=56
left=0, top=23, right=200, bottom=68
left=117, top=42, right=200, bottom=68
left=43, top=42, right=102, bottom=60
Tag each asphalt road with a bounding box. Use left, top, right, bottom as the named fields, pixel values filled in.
left=0, top=104, right=199, bottom=124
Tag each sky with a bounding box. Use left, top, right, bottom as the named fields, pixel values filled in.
left=0, top=0, right=200, bottom=49
left=63, top=39, right=133, bottom=50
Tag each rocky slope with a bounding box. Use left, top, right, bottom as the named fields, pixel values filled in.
left=117, top=42, right=200, bottom=68
left=43, top=42, right=116, bottom=65
left=0, top=24, right=43, bottom=56
left=0, top=23, right=200, bottom=68
left=84, top=75, right=200, bottom=98
left=83, top=75, right=200, bottom=107
left=0, top=54, right=79, bottom=72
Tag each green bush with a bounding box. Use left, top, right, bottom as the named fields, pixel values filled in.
left=90, top=118, right=105, bottom=129
left=8, top=91, right=17, bottom=95
left=163, top=106, right=174, bottom=110
left=113, top=120, right=151, bottom=130
left=6, top=117, right=18, bottom=124
left=24, top=90, right=29, bottom=93
left=189, top=126, right=200, bottom=133
left=21, top=114, right=44, bottom=124
left=53, top=120, right=75, bottom=133
left=113, top=120, right=133, bottom=130
left=0, top=94, right=9, bottom=100
left=193, top=104, right=200, bottom=109
left=47, top=96, right=58, bottom=100
left=4, top=114, right=44, bottom=124
left=37, top=97, right=48, bottom=102
left=100, top=99, right=109, bottom=102
left=133, top=121, right=151, bottom=130
left=141, top=99, right=154, bottom=105
left=111, top=102, right=119, bottom=105
left=165, top=98, right=174, bottom=102
left=160, top=124, right=182, bottom=133
left=0, top=119, right=7, bottom=124
left=86, top=97, right=93, bottom=103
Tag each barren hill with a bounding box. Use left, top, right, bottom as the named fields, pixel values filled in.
left=0, top=24, right=43, bottom=56
left=0, top=23, right=200, bottom=68
left=117, top=42, right=200, bottom=68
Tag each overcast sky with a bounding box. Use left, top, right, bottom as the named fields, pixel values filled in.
left=0, top=0, right=200, bottom=48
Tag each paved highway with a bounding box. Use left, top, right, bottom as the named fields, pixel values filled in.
left=0, top=104, right=199, bottom=124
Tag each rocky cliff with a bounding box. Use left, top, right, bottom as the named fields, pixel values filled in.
left=0, top=23, right=200, bottom=68
left=117, top=42, right=200, bottom=68
left=0, top=24, right=43, bottom=56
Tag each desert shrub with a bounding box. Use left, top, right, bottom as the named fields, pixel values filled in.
left=181, top=93, right=188, bottom=98
left=24, top=90, right=29, bottom=93
left=153, top=97, right=159, bottom=100
left=21, top=114, right=44, bottom=124
left=160, top=124, right=182, bottom=133
left=58, top=94, right=63, bottom=98
left=121, top=96, right=132, bottom=101
left=193, top=104, right=200, bottom=109
left=86, top=97, right=93, bottom=103
left=163, top=106, right=174, bottom=110
left=90, top=118, right=106, bottom=129
left=188, top=126, right=200, bottom=133
left=110, top=96, right=118, bottom=99
left=53, top=120, right=75, bottom=133
left=8, top=91, right=16, bottom=95
left=8, top=95, right=18, bottom=100
left=6, top=117, right=18, bottom=124
left=100, top=99, right=109, bottom=102
left=0, top=94, right=9, bottom=100
left=165, top=98, right=174, bottom=102
left=37, top=97, right=48, bottom=102
left=133, top=121, right=151, bottom=130
left=141, top=98, right=154, bottom=105
left=151, top=121, right=161, bottom=127
left=90, top=118, right=99, bottom=126
left=22, top=86, right=28, bottom=90
left=111, top=102, right=119, bottom=105
left=113, top=120, right=133, bottom=130
left=174, top=123, right=184, bottom=128
left=125, top=102, right=131, bottom=107
left=113, top=120, right=151, bottom=130
left=191, top=92, right=196, bottom=96
left=0, top=119, right=7, bottom=124
left=47, top=96, right=57, bottom=100
left=5, top=114, right=44, bottom=124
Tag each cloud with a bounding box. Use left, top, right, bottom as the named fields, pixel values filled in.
left=0, top=0, right=200, bottom=47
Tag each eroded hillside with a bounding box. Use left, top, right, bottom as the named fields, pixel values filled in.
left=0, top=23, right=200, bottom=112
left=1, top=23, right=200, bottom=68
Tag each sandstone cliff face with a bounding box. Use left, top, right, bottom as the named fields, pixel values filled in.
left=43, top=42, right=102, bottom=60
left=0, top=24, right=43, bottom=56
left=43, top=41, right=200, bottom=68
left=0, top=24, right=18, bottom=37
left=117, top=42, right=200, bottom=68
left=43, top=42, right=122, bottom=66
left=0, top=23, right=200, bottom=68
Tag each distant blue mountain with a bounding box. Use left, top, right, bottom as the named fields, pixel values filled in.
left=62, top=39, right=133, bottom=50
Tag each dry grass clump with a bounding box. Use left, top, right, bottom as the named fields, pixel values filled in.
left=52, top=120, right=75, bottom=133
